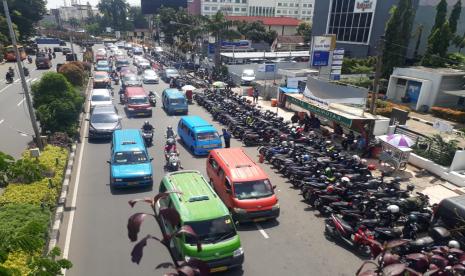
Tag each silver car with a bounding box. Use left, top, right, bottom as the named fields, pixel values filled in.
left=88, top=105, right=121, bottom=140
left=143, top=69, right=159, bottom=84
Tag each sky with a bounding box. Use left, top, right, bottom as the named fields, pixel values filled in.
left=46, top=0, right=140, bottom=9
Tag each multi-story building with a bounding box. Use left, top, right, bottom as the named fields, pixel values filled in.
left=58, top=3, right=98, bottom=22
left=199, top=0, right=314, bottom=21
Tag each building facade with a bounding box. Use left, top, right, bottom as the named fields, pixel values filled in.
left=199, top=0, right=314, bottom=21
left=226, top=16, right=301, bottom=36
left=58, top=3, right=98, bottom=22
left=312, top=0, right=411, bottom=57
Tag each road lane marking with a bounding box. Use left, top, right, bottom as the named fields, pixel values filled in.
left=17, top=98, right=25, bottom=106
left=0, top=85, right=10, bottom=94
left=62, top=93, right=90, bottom=267
left=256, top=223, right=269, bottom=239
left=155, top=91, right=160, bottom=98
left=0, top=119, right=4, bottom=125
left=31, top=78, right=38, bottom=82
left=14, top=79, right=20, bottom=83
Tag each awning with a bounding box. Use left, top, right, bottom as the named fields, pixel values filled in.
left=279, top=87, right=300, bottom=93
left=443, top=90, right=465, bottom=97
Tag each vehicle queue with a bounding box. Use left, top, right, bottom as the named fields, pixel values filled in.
left=88, top=41, right=281, bottom=273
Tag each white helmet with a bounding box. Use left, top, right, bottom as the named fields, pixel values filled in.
left=448, top=240, right=460, bottom=249
left=361, top=159, right=368, bottom=165
left=341, top=177, right=350, bottom=183
left=352, top=155, right=361, bottom=164
left=387, top=205, right=400, bottom=214
left=281, top=141, right=288, bottom=147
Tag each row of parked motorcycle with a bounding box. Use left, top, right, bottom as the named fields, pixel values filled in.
left=194, top=88, right=465, bottom=275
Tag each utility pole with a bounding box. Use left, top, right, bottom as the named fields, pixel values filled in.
left=3, top=0, right=44, bottom=150
left=370, top=36, right=384, bottom=115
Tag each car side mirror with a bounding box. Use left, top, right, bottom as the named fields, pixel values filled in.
left=106, top=160, right=111, bottom=164
left=225, top=188, right=232, bottom=194
left=85, top=118, right=89, bottom=121
left=150, top=157, right=154, bottom=161
left=272, top=185, right=277, bottom=190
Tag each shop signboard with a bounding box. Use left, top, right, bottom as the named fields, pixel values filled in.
left=221, top=40, right=251, bottom=49
left=287, top=96, right=353, bottom=127
left=330, top=48, right=345, bottom=81
left=313, top=36, right=334, bottom=51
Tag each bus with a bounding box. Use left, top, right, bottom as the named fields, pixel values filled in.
left=4, top=45, right=26, bottom=62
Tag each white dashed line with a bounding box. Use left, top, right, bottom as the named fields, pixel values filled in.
left=0, top=119, right=4, bottom=125
left=155, top=91, right=160, bottom=98
left=256, top=223, right=269, bottom=239
left=14, top=79, right=20, bottom=83
left=17, top=98, right=25, bottom=106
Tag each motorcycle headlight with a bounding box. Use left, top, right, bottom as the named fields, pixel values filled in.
left=233, top=247, right=244, bottom=258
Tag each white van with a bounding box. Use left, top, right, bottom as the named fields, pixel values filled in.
left=241, top=69, right=256, bottom=85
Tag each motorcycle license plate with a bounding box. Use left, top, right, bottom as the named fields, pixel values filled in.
left=128, top=182, right=138, bottom=185
left=253, top=218, right=267, bottom=222
left=138, top=112, right=145, bottom=115
left=210, top=266, right=227, bottom=273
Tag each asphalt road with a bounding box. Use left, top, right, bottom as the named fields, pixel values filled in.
left=59, top=46, right=362, bottom=276
left=0, top=43, right=82, bottom=158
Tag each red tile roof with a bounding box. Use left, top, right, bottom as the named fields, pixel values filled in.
left=226, top=16, right=301, bottom=26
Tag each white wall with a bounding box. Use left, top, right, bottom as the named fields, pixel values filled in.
left=409, top=152, right=465, bottom=187
left=450, top=151, right=465, bottom=172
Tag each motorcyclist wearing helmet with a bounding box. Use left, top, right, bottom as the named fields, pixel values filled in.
left=142, top=121, right=153, bottom=132
left=164, top=138, right=178, bottom=161
left=166, top=126, right=176, bottom=139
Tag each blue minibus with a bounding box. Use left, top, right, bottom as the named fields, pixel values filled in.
left=162, top=88, right=188, bottom=115
left=178, top=116, right=222, bottom=156
left=108, top=129, right=153, bottom=188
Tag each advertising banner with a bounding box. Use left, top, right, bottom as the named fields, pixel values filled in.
left=330, top=48, right=345, bottom=81
left=221, top=40, right=251, bottom=49
left=312, top=51, right=330, bottom=66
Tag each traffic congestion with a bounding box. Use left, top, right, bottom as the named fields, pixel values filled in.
left=61, top=40, right=465, bottom=276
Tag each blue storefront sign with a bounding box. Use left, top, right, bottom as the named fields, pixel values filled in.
left=312, top=51, right=330, bottom=66
left=221, top=40, right=251, bottom=48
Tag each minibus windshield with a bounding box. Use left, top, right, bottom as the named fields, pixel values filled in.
left=196, top=132, right=219, bottom=141
left=234, top=179, right=274, bottom=200
left=113, top=151, right=148, bottom=164
left=185, top=216, right=236, bottom=244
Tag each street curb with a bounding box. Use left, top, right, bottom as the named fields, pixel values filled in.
left=410, top=116, right=434, bottom=126
left=47, top=78, right=91, bottom=252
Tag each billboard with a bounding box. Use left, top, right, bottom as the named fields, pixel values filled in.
left=221, top=40, right=251, bottom=49
left=258, top=64, right=276, bottom=73
left=354, top=0, right=377, bottom=13
left=312, top=51, right=330, bottom=66
left=313, top=36, right=335, bottom=51
left=141, top=0, right=187, bottom=14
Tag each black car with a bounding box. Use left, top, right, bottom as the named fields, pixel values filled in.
left=88, top=105, right=121, bottom=140
left=53, top=47, right=62, bottom=53
left=59, top=40, right=67, bottom=46
left=35, top=56, right=52, bottom=69
left=62, top=47, right=71, bottom=55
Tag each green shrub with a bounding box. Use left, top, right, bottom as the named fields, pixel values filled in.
left=0, top=204, right=51, bottom=253
left=58, top=63, right=85, bottom=87
left=0, top=152, right=14, bottom=186
left=8, top=159, right=46, bottom=184
left=430, top=106, right=465, bottom=123
left=31, top=73, right=84, bottom=135
left=0, top=146, right=68, bottom=206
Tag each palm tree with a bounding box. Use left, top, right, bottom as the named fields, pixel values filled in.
left=203, top=11, right=240, bottom=69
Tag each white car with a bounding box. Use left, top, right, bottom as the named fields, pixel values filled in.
left=90, top=89, right=112, bottom=110
left=133, top=56, right=145, bottom=66
left=241, top=69, right=256, bottom=85
left=143, top=69, right=159, bottom=84
left=137, top=61, right=151, bottom=73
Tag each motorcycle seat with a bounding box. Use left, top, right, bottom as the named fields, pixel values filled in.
left=339, top=219, right=354, bottom=234
left=319, top=195, right=340, bottom=201
left=410, top=236, right=434, bottom=247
